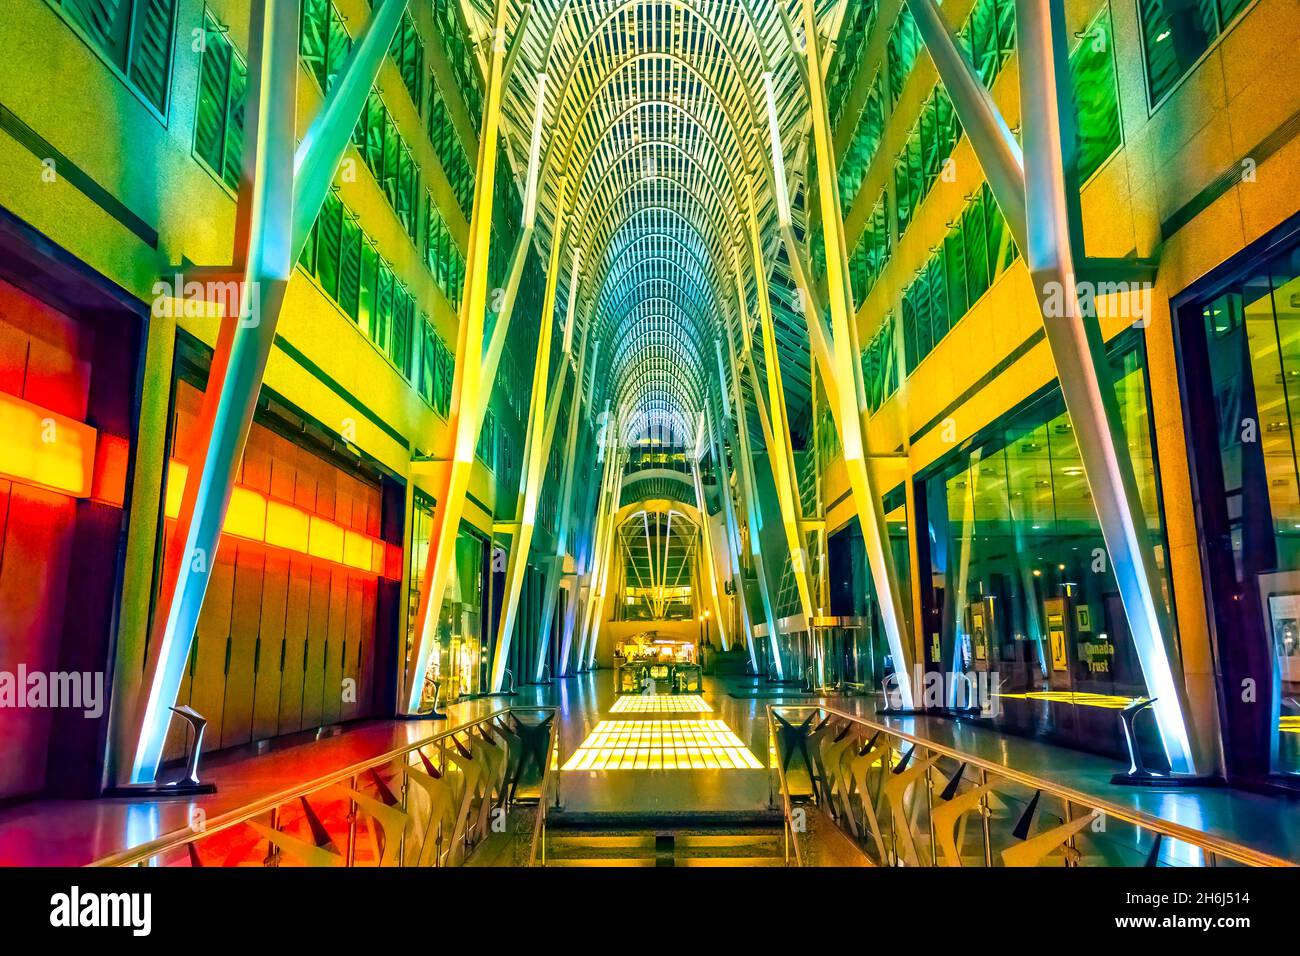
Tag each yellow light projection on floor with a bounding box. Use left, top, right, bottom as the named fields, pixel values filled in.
left=996, top=691, right=1137, bottom=710
left=608, top=694, right=711, bottom=714
left=561, top=720, right=763, bottom=771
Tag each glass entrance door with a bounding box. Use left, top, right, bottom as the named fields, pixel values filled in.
left=1178, top=233, right=1300, bottom=780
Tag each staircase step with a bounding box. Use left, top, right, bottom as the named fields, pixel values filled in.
left=549, top=834, right=657, bottom=850
left=546, top=857, right=658, bottom=867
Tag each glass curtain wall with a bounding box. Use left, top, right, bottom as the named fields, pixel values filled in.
left=408, top=498, right=487, bottom=705
left=825, top=489, right=913, bottom=693
left=922, top=334, right=1173, bottom=762
left=1181, top=237, right=1300, bottom=778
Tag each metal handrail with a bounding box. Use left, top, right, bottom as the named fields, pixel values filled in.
left=765, top=708, right=805, bottom=867
left=770, top=703, right=1294, bottom=868
left=95, top=706, right=558, bottom=868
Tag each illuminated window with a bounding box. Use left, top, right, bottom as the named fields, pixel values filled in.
left=561, top=720, right=762, bottom=771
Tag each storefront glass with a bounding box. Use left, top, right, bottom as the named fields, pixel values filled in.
left=826, top=489, right=912, bottom=693
left=1191, top=243, right=1300, bottom=776
left=923, top=335, right=1173, bottom=762
left=408, top=498, right=486, bottom=705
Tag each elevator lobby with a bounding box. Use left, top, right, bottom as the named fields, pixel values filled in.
left=3, top=0, right=1300, bottom=898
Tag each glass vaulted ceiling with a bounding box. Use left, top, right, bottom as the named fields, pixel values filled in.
left=462, top=0, right=834, bottom=448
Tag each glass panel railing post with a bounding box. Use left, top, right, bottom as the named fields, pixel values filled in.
left=1063, top=799, right=1079, bottom=867
left=924, top=753, right=937, bottom=867
left=979, top=768, right=993, bottom=867
left=345, top=773, right=358, bottom=867
left=264, top=805, right=281, bottom=868
left=886, top=740, right=899, bottom=866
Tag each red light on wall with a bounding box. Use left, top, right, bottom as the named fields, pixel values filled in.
left=0, top=391, right=96, bottom=497
left=165, top=458, right=395, bottom=577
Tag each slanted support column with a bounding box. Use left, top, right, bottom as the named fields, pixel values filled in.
left=724, top=334, right=786, bottom=680
left=691, top=416, right=732, bottom=652
left=772, top=13, right=916, bottom=703
left=735, top=220, right=818, bottom=638
left=557, top=344, right=601, bottom=674
left=1014, top=0, right=1195, bottom=772
left=577, top=413, right=621, bottom=669
left=706, top=392, right=759, bottom=671
left=404, top=0, right=510, bottom=713
left=130, top=0, right=408, bottom=783
left=533, top=269, right=588, bottom=680
left=488, top=174, right=573, bottom=692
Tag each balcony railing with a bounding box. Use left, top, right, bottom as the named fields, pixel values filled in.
left=97, top=707, right=559, bottom=868
left=767, top=704, right=1290, bottom=867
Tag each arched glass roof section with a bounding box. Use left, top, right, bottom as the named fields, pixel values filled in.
left=461, top=0, right=838, bottom=455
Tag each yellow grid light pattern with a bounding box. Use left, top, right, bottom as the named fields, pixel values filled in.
left=609, top=694, right=711, bottom=713
left=995, top=691, right=1139, bottom=710
left=561, top=720, right=763, bottom=771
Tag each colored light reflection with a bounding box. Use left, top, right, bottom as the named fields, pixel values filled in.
left=0, top=391, right=96, bottom=497
left=165, top=459, right=390, bottom=576
left=561, top=719, right=762, bottom=771
left=995, top=691, right=1137, bottom=710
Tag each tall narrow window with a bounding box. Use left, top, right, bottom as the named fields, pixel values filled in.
left=56, top=0, right=178, bottom=114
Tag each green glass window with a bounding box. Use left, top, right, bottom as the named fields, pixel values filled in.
left=299, top=0, right=330, bottom=89
left=389, top=12, right=424, bottom=111
left=375, top=262, right=394, bottom=355
left=1069, top=6, right=1122, bottom=181
left=827, top=0, right=878, bottom=130
left=886, top=7, right=923, bottom=107
left=358, top=240, right=378, bottom=335
left=839, top=76, right=885, bottom=217
left=862, top=319, right=899, bottom=415
left=325, top=7, right=351, bottom=88
left=338, top=214, right=362, bottom=320
left=901, top=185, right=1018, bottom=373
left=56, top=0, right=177, bottom=114
left=391, top=288, right=412, bottom=375
left=194, top=16, right=247, bottom=190
left=316, top=192, right=343, bottom=299
left=1138, top=0, right=1251, bottom=105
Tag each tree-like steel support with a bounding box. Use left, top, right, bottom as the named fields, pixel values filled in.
left=723, top=332, right=786, bottom=680
left=532, top=272, right=590, bottom=681
left=488, top=181, right=578, bottom=692
left=766, top=19, right=916, bottom=704
left=556, top=349, right=602, bottom=675
left=904, top=0, right=1196, bottom=771
left=691, top=414, right=733, bottom=652
left=706, top=397, right=760, bottom=670
left=403, top=0, right=511, bottom=713
left=576, top=411, right=622, bottom=669
left=130, top=0, right=409, bottom=783
left=733, top=215, right=819, bottom=637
